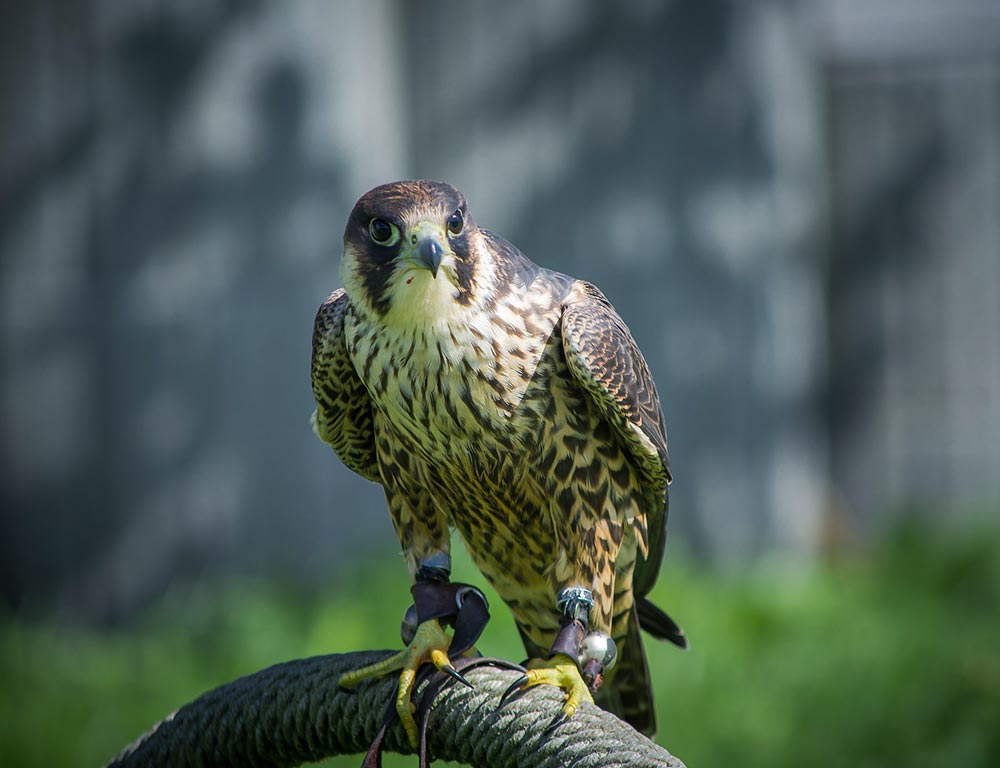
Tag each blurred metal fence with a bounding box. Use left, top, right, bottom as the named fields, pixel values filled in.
left=822, top=0, right=1000, bottom=535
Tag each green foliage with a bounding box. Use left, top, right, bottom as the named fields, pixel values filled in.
left=649, top=524, right=1000, bottom=768
left=1, top=527, right=997, bottom=767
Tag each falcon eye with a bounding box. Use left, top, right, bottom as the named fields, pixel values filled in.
left=447, top=210, right=464, bottom=237
left=368, top=218, right=399, bottom=246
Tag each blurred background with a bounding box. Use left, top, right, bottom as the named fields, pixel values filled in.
left=1, top=1, right=998, bottom=766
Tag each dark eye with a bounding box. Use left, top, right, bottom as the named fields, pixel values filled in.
left=447, top=209, right=464, bottom=237
left=368, top=218, right=399, bottom=246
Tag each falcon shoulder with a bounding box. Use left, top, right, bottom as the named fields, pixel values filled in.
left=310, top=288, right=380, bottom=483
left=560, top=281, right=671, bottom=597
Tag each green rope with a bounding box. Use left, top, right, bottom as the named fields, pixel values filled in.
left=107, top=651, right=686, bottom=767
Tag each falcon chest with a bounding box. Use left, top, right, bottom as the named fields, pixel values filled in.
left=345, top=290, right=562, bottom=468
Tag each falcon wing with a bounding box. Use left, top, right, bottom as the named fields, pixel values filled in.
left=560, top=281, right=671, bottom=598
left=310, top=289, right=380, bottom=483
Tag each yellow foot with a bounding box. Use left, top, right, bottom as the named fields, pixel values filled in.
left=338, top=619, right=468, bottom=749
left=499, top=654, right=594, bottom=719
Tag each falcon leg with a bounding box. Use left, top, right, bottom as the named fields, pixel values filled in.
left=500, top=587, right=618, bottom=721
left=338, top=561, right=490, bottom=749
left=339, top=617, right=458, bottom=747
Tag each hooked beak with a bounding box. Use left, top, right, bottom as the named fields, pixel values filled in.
left=406, top=222, right=446, bottom=278
left=418, top=236, right=443, bottom=277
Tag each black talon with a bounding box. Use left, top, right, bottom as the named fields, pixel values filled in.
left=543, top=710, right=568, bottom=739
left=441, top=664, right=474, bottom=689
left=498, top=674, right=529, bottom=709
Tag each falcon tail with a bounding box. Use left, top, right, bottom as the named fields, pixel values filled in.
left=595, top=606, right=657, bottom=736
left=637, top=597, right=688, bottom=650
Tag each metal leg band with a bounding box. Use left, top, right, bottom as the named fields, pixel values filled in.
left=556, top=586, right=595, bottom=624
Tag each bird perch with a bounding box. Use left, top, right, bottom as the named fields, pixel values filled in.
left=107, top=650, right=686, bottom=767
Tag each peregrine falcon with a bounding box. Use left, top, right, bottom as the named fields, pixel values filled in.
left=311, top=180, right=686, bottom=745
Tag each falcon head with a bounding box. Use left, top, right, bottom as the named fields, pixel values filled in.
left=340, top=180, right=492, bottom=323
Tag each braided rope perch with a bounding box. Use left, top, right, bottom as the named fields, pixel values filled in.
left=107, top=650, right=686, bottom=767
